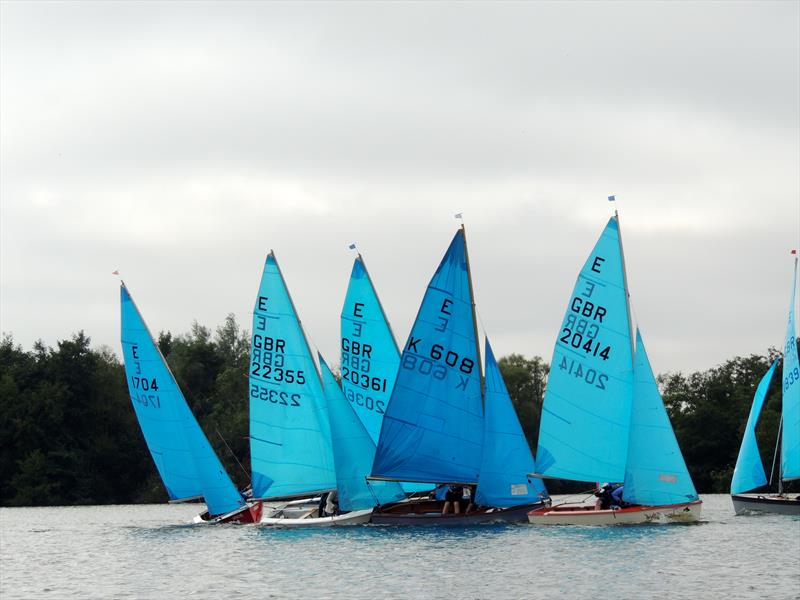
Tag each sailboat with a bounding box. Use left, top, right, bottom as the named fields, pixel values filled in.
left=368, top=227, right=550, bottom=525
left=119, top=282, right=262, bottom=524
left=527, top=213, right=702, bottom=525
left=340, top=253, right=431, bottom=495
left=730, top=254, right=800, bottom=515
left=250, top=252, right=403, bottom=526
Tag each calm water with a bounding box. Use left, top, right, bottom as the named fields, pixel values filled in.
left=1, top=495, right=798, bottom=599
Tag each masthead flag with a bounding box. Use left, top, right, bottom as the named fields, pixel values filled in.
left=454, top=212, right=463, bottom=219
left=792, top=249, right=797, bottom=255
left=608, top=195, right=616, bottom=202
left=348, top=243, right=357, bottom=250
left=111, top=270, right=120, bottom=276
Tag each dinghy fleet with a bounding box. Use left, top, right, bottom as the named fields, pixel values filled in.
left=119, top=207, right=800, bottom=525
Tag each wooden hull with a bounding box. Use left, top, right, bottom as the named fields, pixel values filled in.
left=193, top=501, right=264, bottom=524
left=731, top=493, right=800, bottom=515
left=527, top=500, right=702, bottom=525
left=260, top=508, right=373, bottom=527
left=371, top=499, right=547, bottom=526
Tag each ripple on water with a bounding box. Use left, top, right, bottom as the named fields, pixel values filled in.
left=1, top=496, right=798, bottom=600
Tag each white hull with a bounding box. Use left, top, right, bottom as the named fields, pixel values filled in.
left=731, top=494, right=800, bottom=515
left=260, top=497, right=322, bottom=520
left=528, top=500, right=702, bottom=525
left=260, top=508, right=373, bottom=527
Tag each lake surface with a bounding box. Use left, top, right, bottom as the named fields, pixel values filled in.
left=1, top=495, right=798, bottom=599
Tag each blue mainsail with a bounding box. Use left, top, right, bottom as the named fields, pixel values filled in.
left=319, top=355, right=405, bottom=511
left=781, top=257, right=800, bottom=481
left=623, top=330, right=698, bottom=505
left=535, top=217, right=635, bottom=483
left=371, top=228, right=484, bottom=484
left=476, top=340, right=548, bottom=507
left=341, top=255, right=431, bottom=495
left=340, top=256, right=401, bottom=445
left=120, top=283, right=245, bottom=517
left=249, top=253, right=336, bottom=499
left=731, top=361, right=778, bottom=494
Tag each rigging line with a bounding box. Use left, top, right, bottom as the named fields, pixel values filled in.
left=216, top=427, right=250, bottom=482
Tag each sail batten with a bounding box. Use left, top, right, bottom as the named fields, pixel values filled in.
left=120, top=284, right=245, bottom=517
left=249, top=254, right=336, bottom=500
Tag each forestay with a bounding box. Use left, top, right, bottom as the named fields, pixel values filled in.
left=781, top=257, right=800, bottom=481
left=249, top=253, right=336, bottom=499
left=120, top=284, right=245, bottom=517
left=535, top=217, right=634, bottom=484
left=731, top=361, right=778, bottom=494
left=371, top=229, right=483, bottom=484
left=476, top=340, right=548, bottom=507
left=623, top=330, right=698, bottom=506
left=319, top=356, right=405, bottom=511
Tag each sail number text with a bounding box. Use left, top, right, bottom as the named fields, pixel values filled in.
left=249, top=383, right=301, bottom=407
left=341, top=338, right=387, bottom=392
left=558, top=356, right=608, bottom=390
left=127, top=345, right=161, bottom=408
left=401, top=337, right=475, bottom=391
left=785, top=366, right=800, bottom=393
left=559, top=298, right=612, bottom=361
left=405, top=338, right=475, bottom=374
left=250, top=363, right=306, bottom=384
left=345, top=388, right=385, bottom=414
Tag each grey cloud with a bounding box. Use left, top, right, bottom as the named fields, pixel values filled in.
left=1, top=1, right=798, bottom=374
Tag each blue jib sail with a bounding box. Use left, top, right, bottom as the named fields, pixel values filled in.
left=535, top=217, right=634, bottom=483
left=319, top=355, right=405, bottom=511
left=120, top=284, right=245, bottom=517
left=781, top=257, right=800, bottom=481
left=623, top=330, right=698, bottom=506
left=731, top=361, right=778, bottom=494
left=371, top=228, right=484, bottom=484
left=249, top=253, right=336, bottom=499
left=476, top=340, right=548, bottom=507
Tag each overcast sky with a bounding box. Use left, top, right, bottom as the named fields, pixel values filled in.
left=1, top=1, right=798, bottom=375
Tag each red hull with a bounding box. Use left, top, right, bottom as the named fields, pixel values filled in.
left=198, top=501, right=263, bottom=524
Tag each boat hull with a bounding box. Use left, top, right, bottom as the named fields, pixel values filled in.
left=193, top=501, right=264, bottom=524
left=527, top=500, right=702, bottom=525
left=260, top=508, right=373, bottom=527
left=371, top=499, right=547, bottom=526
left=731, top=494, right=800, bottom=515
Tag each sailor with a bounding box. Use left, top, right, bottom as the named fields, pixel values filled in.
left=594, top=482, right=619, bottom=510
left=442, top=484, right=464, bottom=515
left=610, top=484, right=626, bottom=509
left=464, top=485, right=477, bottom=514
left=324, top=490, right=339, bottom=516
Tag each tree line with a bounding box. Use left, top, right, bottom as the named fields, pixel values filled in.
left=0, top=317, right=796, bottom=505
